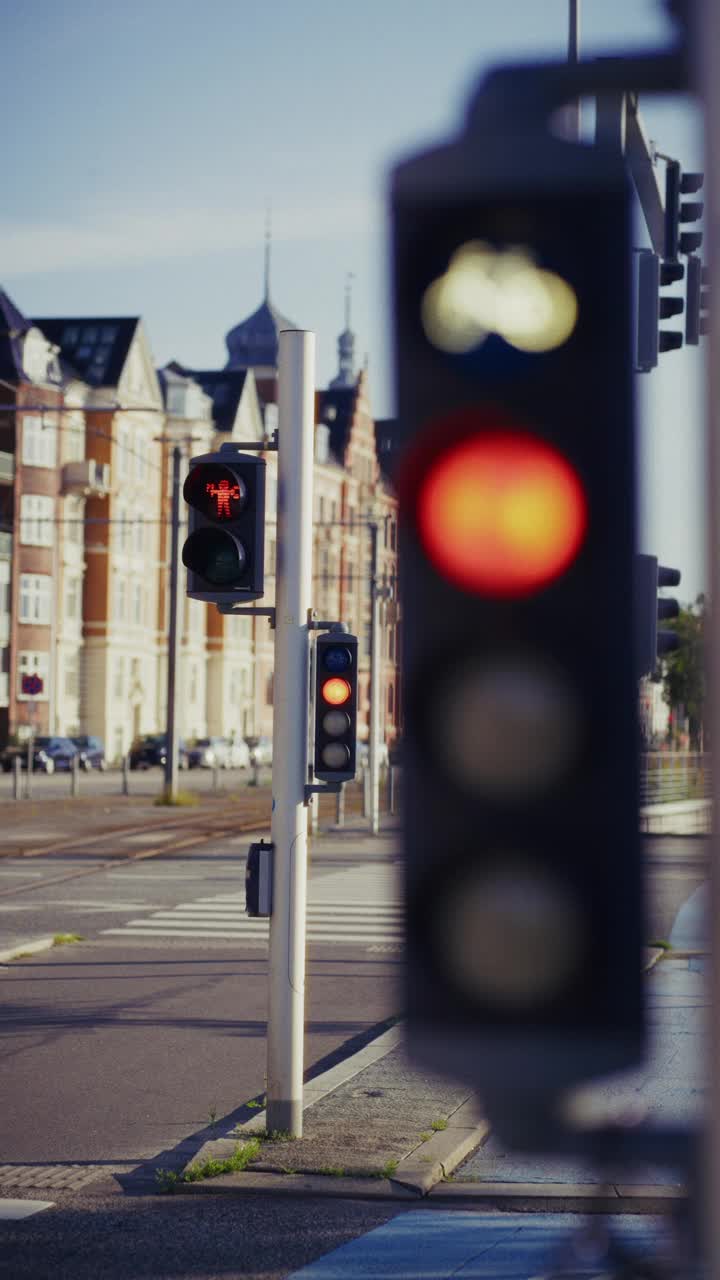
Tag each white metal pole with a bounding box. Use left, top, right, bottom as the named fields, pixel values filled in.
left=566, top=0, right=581, bottom=142
left=368, top=522, right=381, bottom=836
left=698, top=0, right=720, bottom=1271
left=266, top=329, right=315, bottom=1137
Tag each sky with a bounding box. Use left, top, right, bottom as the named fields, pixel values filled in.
left=2, top=0, right=706, bottom=601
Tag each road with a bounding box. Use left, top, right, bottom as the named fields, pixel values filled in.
left=0, top=824, right=402, bottom=1166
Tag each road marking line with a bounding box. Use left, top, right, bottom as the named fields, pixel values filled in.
left=0, top=1200, right=54, bottom=1220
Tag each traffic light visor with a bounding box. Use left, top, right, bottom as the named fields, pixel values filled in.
left=416, top=429, right=587, bottom=596
left=183, top=464, right=247, bottom=522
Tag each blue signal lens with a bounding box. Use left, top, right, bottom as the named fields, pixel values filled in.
left=323, top=646, right=352, bottom=673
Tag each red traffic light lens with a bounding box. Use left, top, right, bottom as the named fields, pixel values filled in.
left=417, top=429, right=587, bottom=596
left=322, top=677, right=351, bottom=707
left=183, top=464, right=247, bottom=522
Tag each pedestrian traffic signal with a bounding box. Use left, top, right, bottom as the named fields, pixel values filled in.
left=685, top=256, right=710, bottom=346
left=636, top=250, right=684, bottom=372
left=182, top=444, right=266, bottom=604
left=665, top=160, right=703, bottom=261
left=391, top=90, right=644, bottom=1117
left=313, top=632, right=358, bottom=782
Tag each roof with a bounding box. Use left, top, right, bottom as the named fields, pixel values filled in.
left=0, top=288, right=31, bottom=381
left=171, top=365, right=250, bottom=432
left=316, top=386, right=357, bottom=465
left=33, top=316, right=140, bottom=388
left=225, top=298, right=297, bottom=371
left=375, top=417, right=399, bottom=484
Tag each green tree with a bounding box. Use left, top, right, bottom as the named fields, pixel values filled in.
left=661, top=594, right=706, bottom=750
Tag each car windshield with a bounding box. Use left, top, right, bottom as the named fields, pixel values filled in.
left=195, top=739, right=211, bottom=748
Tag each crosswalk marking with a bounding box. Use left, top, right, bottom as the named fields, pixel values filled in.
left=103, top=863, right=404, bottom=949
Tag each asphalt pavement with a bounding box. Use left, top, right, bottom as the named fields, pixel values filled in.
left=0, top=814, right=708, bottom=1278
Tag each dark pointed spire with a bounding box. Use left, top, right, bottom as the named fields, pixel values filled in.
left=329, top=273, right=356, bottom=389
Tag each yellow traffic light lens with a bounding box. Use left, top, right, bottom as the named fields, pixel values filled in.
left=322, top=677, right=351, bottom=706
left=417, top=431, right=587, bottom=596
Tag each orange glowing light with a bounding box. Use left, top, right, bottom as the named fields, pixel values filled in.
left=322, top=677, right=352, bottom=706
left=417, top=432, right=587, bottom=596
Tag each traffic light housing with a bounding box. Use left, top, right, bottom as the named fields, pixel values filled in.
left=665, top=160, right=704, bottom=261
left=636, top=250, right=684, bottom=372
left=313, top=632, right=358, bottom=783
left=182, top=444, right=266, bottom=604
left=685, top=255, right=710, bottom=346
left=391, top=91, right=644, bottom=1115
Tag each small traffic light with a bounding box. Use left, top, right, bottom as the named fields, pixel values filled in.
left=182, top=443, right=266, bottom=604
left=636, top=251, right=684, bottom=372
left=665, top=160, right=704, bottom=261
left=313, top=632, right=358, bottom=782
left=635, top=555, right=681, bottom=678
left=391, top=84, right=644, bottom=1116
left=685, top=256, right=710, bottom=345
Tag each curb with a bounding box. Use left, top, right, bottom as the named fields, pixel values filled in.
left=181, top=1023, right=490, bottom=1199
left=0, top=936, right=55, bottom=964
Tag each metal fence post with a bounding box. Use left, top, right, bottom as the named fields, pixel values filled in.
left=13, top=755, right=21, bottom=801
left=122, top=755, right=130, bottom=796
left=71, top=754, right=80, bottom=798
left=335, top=784, right=345, bottom=828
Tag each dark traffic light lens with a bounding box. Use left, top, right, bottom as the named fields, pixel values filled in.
left=182, top=528, right=246, bottom=586
left=322, top=645, right=352, bottom=673
left=183, top=464, right=247, bottom=523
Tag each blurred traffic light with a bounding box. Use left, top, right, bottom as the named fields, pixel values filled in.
left=665, top=160, right=704, bottom=261
left=391, top=115, right=644, bottom=1108
left=313, top=632, right=358, bottom=782
left=685, top=255, right=710, bottom=346
left=635, top=555, right=681, bottom=677
left=636, top=250, right=685, bottom=371
left=182, top=445, right=266, bottom=604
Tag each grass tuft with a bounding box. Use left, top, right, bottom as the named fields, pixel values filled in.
left=53, top=933, right=84, bottom=946
left=155, top=1139, right=260, bottom=1193
left=430, top=1117, right=448, bottom=1132
left=153, top=788, right=199, bottom=807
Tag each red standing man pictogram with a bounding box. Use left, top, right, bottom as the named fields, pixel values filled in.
left=206, top=479, right=240, bottom=518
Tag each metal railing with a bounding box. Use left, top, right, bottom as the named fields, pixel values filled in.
left=640, top=752, right=711, bottom=805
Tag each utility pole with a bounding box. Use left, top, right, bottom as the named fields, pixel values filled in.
left=566, top=0, right=581, bottom=141
left=698, top=0, right=720, bottom=1269
left=164, top=445, right=182, bottom=799
left=266, top=329, right=315, bottom=1137
left=368, top=521, right=382, bottom=836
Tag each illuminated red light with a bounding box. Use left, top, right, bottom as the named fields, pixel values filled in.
left=417, top=430, right=587, bottom=596
left=322, top=677, right=351, bottom=706
left=206, top=478, right=241, bottom=519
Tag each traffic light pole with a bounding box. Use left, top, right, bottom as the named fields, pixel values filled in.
left=164, top=445, right=182, bottom=799
left=368, top=521, right=381, bottom=836
left=266, top=329, right=315, bottom=1137
left=698, top=0, right=720, bottom=1270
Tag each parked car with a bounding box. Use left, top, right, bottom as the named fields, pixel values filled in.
left=187, top=737, right=231, bottom=770
left=128, top=734, right=188, bottom=770
left=1, top=736, right=79, bottom=775
left=71, top=735, right=107, bottom=771
left=245, top=735, right=273, bottom=767
left=226, top=738, right=251, bottom=770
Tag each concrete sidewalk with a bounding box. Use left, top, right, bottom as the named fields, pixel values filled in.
left=176, top=945, right=701, bottom=1209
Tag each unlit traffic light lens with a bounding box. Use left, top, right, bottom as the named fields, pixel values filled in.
left=322, top=646, right=352, bottom=673
left=182, top=527, right=247, bottom=586
left=320, top=742, right=351, bottom=770
left=417, top=430, right=587, bottom=596
left=322, top=677, right=351, bottom=707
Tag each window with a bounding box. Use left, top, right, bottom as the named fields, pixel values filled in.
left=347, top=564, right=354, bottom=592
left=64, top=574, right=82, bottom=622
left=20, top=495, right=54, bottom=547
left=22, top=415, right=57, bottom=468
left=113, top=577, right=127, bottom=620
left=114, top=656, right=124, bottom=700
left=65, top=496, right=83, bottom=544
left=388, top=684, right=395, bottom=717
left=133, top=518, right=144, bottom=555
left=19, top=574, right=52, bottom=624
left=17, top=651, right=50, bottom=701
left=266, top=673, right=274, bottom=706
left=132, top=582, right=143, bottom=625
left=189, top=662, right=198, bottom=703
left=65, top=652, right=79, bottom=699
